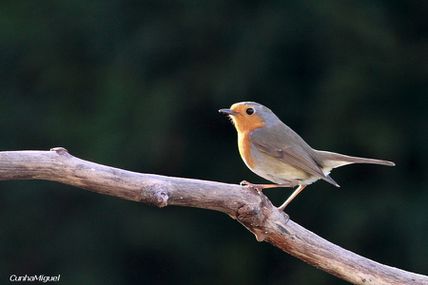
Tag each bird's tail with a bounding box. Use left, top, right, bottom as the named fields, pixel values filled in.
left=316, top=150, right=395, bottom=169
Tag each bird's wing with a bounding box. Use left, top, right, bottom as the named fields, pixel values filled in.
left=250, top=125, right=339, bottom=186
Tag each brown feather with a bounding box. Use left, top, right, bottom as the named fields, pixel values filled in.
left=315, top=150, right=395, bottom=169
left=250, top=125, right=340, bottom=187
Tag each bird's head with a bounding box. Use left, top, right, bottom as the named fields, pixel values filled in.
left=219, top=102, right=279, bottom=134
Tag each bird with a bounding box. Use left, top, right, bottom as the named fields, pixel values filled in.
left=219, top=101, right=395, bottom=210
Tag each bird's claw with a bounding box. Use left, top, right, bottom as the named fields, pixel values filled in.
left=240, top=180, right=263, bottom=193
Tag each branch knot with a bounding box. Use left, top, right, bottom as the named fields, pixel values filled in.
left=141, top=182, right=169, bottom=208
left=50, top=147, right=70, bottom=156
left=154, top=190, right=169, bottom=208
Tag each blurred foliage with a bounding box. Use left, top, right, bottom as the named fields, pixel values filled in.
left=0, top=0, right=427, bottom=284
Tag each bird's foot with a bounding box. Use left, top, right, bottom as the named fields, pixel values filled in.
left=240, top=180, right=291, bottom=193
left=239, top=180, right=264, bottom=193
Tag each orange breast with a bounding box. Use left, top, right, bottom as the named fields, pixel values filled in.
left=238, top=132, right=255, bottom=169
left=229, top=106, right=265, bottom=170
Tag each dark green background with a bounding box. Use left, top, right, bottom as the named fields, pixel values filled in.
left=1, top=1, right=427, bottom=284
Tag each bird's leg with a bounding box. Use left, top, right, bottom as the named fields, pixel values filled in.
left=277, top=185, right=307, bottom=211
left=240, top=180, right=293, bottom=193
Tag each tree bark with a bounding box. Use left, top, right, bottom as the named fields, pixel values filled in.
left=0, top=148, right=426, bottom=285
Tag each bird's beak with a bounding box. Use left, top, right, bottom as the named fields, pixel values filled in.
left=218, top=108, right=237, bottom=116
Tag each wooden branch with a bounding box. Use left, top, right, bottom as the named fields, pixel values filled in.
left=0, top=148, right=426, bottom=285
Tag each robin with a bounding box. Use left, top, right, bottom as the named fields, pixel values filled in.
left=219, top=101, right=395, bottom=210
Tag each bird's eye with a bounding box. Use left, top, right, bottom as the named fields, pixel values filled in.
left=246, top=108, right=255, bottom=115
